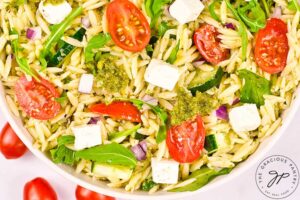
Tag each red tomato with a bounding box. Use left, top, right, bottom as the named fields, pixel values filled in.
left=194, top=24, right=229, bottom=65
left=106, top=0, right=151, bottom=52
left=76, top=185, right=115, bottom=200
left=90, top=101, right=142, bottom=123
left=23, top=177, right=57, bottom=200
left=254, top=18, right=289, bottom=74
left=166, top=115, right=206, bottom=163
left=0, top=123, right=27, bottom=159
left=15, top=75, right=61, bottom=120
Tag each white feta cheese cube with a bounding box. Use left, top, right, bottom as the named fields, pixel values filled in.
left=229, top=104, right=261, bottom=133
left=72, top=124, right=102, bottom=150
left=39, top=0, right=72, bottom=24
left=151, top=158, right=179, bottom=184
left=78, top=74, right=94, bottom=94
left=169, top=0, right=205, bottom=24
left=144, top=59, right=180, bottom=91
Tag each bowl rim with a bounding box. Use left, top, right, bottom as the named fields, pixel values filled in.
left=1, top=82, right=299, bottom=200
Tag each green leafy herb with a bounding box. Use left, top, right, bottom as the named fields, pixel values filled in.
left=225, top=0, right=248, bottom=60
left=55, top=92, right=68, bottom=104
left=142, top=179, right=157, bottom=191
left=208, top=0, right=222, bottom=22
left=75, top=143, right=137, bottom=168
left=109, top=124, right=141, bottom=142
left=145, top=0, right=173, bottom=28
left=39, top=7, right=83, bottom=69
left=237, top=0, right=266, bottom=33
left=260, top=0, right=274, bottom=16
left=238, top=69, right=271, bottom=106
left=84, top=33, right=111, bottom=63
left=57, top=135, right=75, bottom=146
left=167, top=41, right=180, bottom=64
left=134, top=132, right=147, bottom=141
left=170, top=167, right=232, bottom=192
left=50, top=135, right=76, bottom=165
left=10, top=29, right=39, bottom=80
left=158, top=21, right=174, bottom=37
left=130, top=99, right=168, bottom=143
left=291, top=0, right=300, bottom=12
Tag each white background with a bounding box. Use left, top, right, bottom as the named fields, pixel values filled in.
left=0, top=111, right=300, bottom=200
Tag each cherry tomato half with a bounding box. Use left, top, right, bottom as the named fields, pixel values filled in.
left=23, top=177, right=57, bottom=200
left=0, top=123, right=27, bottom=159
left=194, top=24, right=229, bottom=65
left=76, top=185, right=115, bottom=200
left=254, top=18, right=289, bottom=74
left=166, top=115, right=206, bottom=163
left=15, top=75, right=61, bottom=120
left=106, top=0, right=151, bottom=52
left=90, top=101, right=142, bottom=123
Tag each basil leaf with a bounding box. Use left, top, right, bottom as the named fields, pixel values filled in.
left=75, top=143, right=137, bottom=168
left=167, top=41, right=180, bottom=64
left=50, top=145, right=75, bottom=165
left=146, top=0, right=173, bottom=28
left=170, top=167, right=232, bottom=192
left=109, top=124, right=141, bottom=142
left=84, top=33, right=111, bottom=63
left=39, top=7, right=83, bottom=69
left=208, top=0, right=222, bottom=22
left=238, top=69, right=271, bottom=106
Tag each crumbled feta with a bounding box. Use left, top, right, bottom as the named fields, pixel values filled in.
left=169, top=0, right=205, bottom=24
left=72, top=124, right=102, bottom=150
left=151, top=158, right=179, bottom=184
left=78, top=74, right=94, bottom=94
left=229, top=104, right=261, bottom=133
left=144, top=59, right=180, bottom=91
left=38, top=0, right=72, bottom=24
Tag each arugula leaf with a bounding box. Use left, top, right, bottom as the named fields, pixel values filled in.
left=225, top=0, right=248, bottom=60
left=238, top=69, right=271, bottom=106
left=291, top=0, right=300, bottom=12
left=170, top=167, right=232, bottom=192
left=237, top=0, right=266, bottom=33
left=167, top=41, right=180, bottom=64
left=142, top=179, right=157, bottom=191
left=145, top=0, right=173, bottom=28
left=145, top=0, right=154, bottom=18
left=260, top=0, right=274, bottom=16
left=75, top=143, right=137, bottom=168
left=130, top=99, right=168, bottom=143
left=109, top=124, right=141, bottom=142
left=208, top=0, right=222, bottom=22
left=10, top=29, right=39, bottom=80
left=84, top=33, right=111, bottom=63
left=39, top=7, right=83, bottom=69
left=57, top=135, right=75, bottom=146
left=158, top=21, right=174, bottom=37
left=50, top=135, right=76, bottom=165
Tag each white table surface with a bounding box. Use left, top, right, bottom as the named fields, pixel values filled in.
left=0, top=110, right=300, bottom=200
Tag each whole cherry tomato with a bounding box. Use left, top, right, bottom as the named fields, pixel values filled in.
left=76, top=185, right=115, bottom=200
left=23, top=177, right=58, bottom=200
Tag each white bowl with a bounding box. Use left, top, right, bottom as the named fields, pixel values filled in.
left=1, top=81, right=299, bottom=200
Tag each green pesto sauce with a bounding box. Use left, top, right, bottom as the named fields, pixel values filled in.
left=171, top=89, right=217, bottom=125
left=44, top=0, right=65, bottom=5
left=95, top=56, right=129, bottom=93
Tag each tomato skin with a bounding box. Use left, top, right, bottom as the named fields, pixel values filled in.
left=254, top=18, right=289, bottom=74
left=167, top=115, right=205, bottom=163
left=23, top=177, right=57, bottom=200
left=90, top=101, right=142, bottom=123
left=107, top=0, right=151, bottom=52
left=194, top=24, right=229, bottom=65
left=76, top=185, right=115, bottom=200
left=15, top=76, right=61, bottom=120
left=0, top=123, right=27, bottom=159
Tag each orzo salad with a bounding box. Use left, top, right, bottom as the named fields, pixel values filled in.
left=1, top=0, right=300, bottom=193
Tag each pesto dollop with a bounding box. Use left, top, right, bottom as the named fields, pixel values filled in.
left=171, top=89, right=217, bottom=125
left=44, top=0, right=65, bottom=5
left=95, top=55, right=129, bottom=93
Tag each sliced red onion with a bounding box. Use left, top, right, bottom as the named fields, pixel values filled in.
left=271, top=6, right=282, bottom=19
left=192, top=60, right=205, bottom=68
left=232, top=98, right=240, bottom=105
left=216, top=105, right=229, bottom=120
left=26, top=27, right=42, bottom=40
left=88, top=117, right=100, bottom=124
left=81, top=16, right=91, bottom=29
left=225, top=23, right=235, bottom=30
left=142, top=95, right=158, bottom=111
left=131, top=140, right=147, bottom=161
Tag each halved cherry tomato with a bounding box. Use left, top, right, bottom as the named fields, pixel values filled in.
left=23, top=177, right=57, bottom=200
left=106, top=0, right=151, bottom=52
left=90, top=101, right=141, bottom=123
left=254, top=18, right=289, bottom=74
left=15, top=75, right=61, bottom=120
left=0, top=123, right=27, bottom=159
left=166, top=115, right=205, bottom=163
left=75, top=185, right=115, bottom=200
left=194, top=24, right=229, bottom=65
